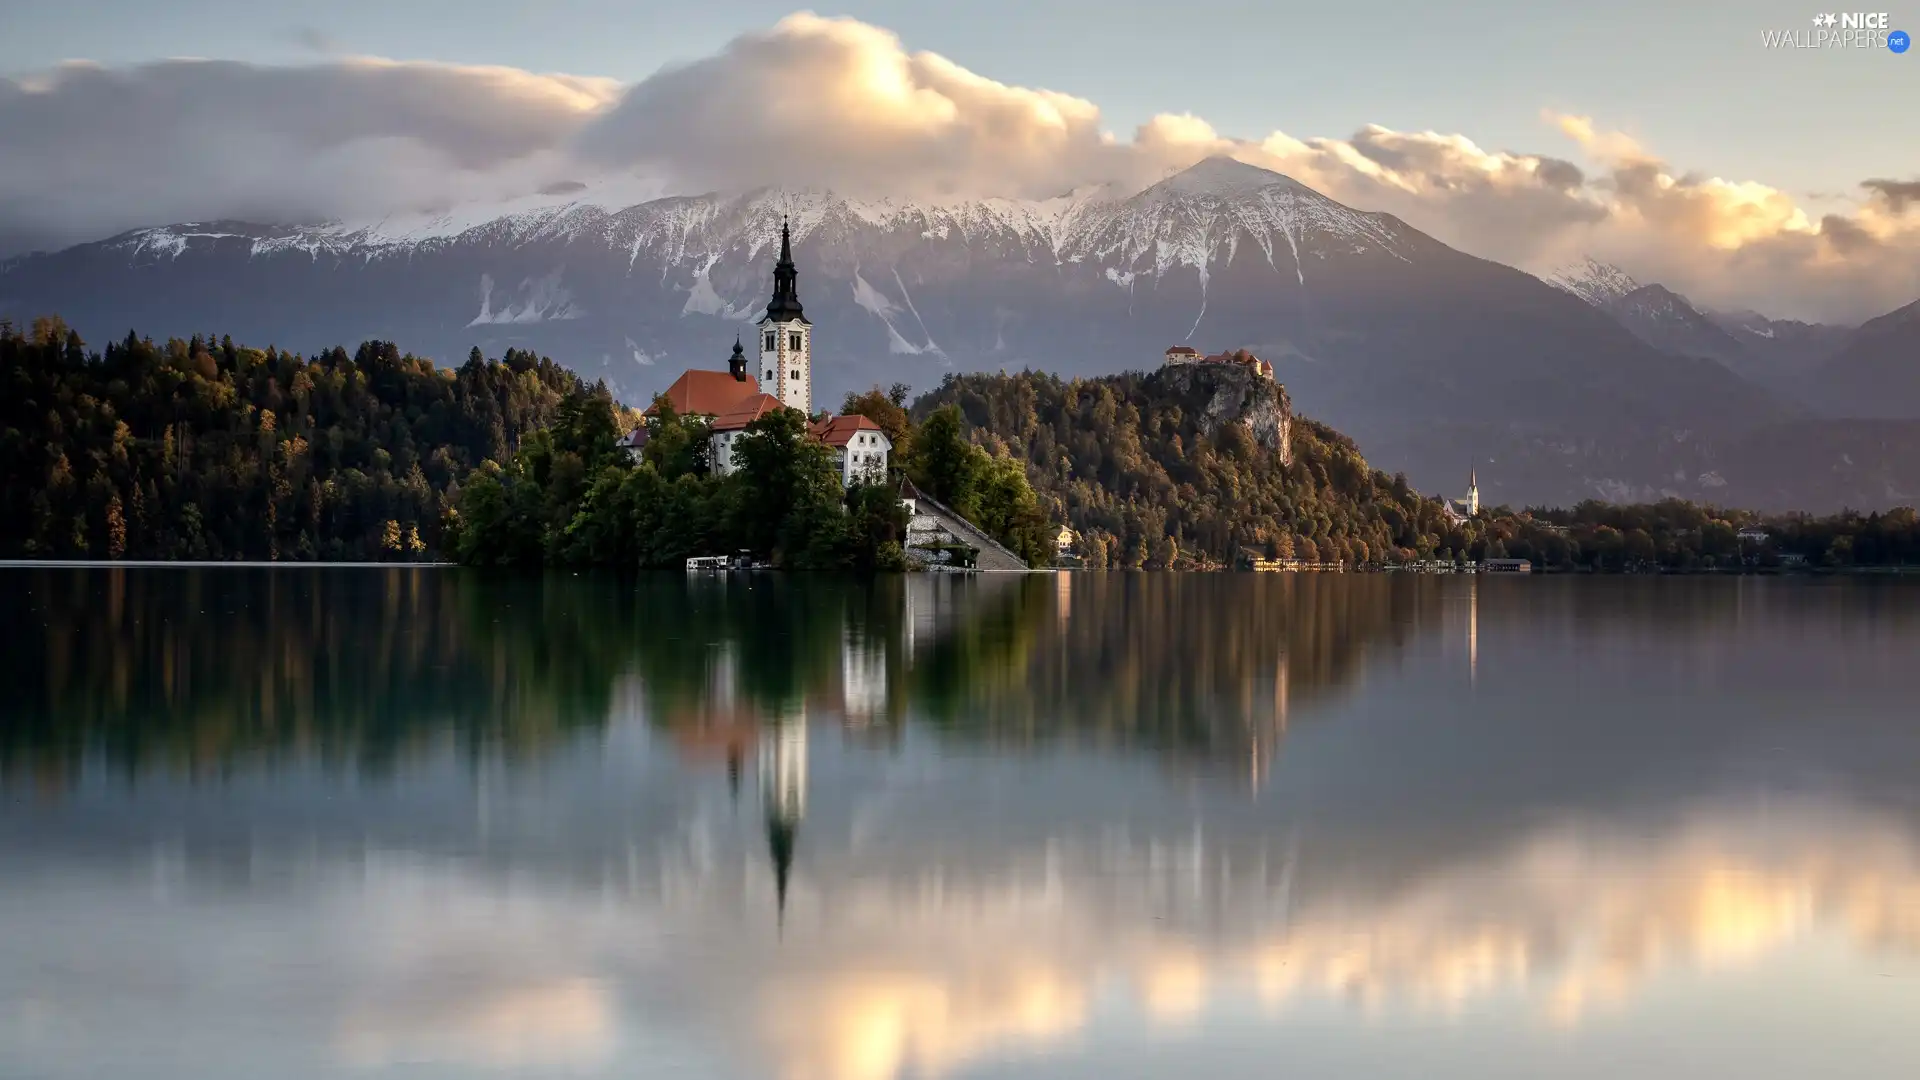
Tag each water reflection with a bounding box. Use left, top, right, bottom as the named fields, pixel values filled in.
left=1, top=570, right=1441, bottom=789
left=5, top=570, right=1920, bottom=1080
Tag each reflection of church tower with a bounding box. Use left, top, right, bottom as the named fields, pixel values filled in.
left=761, top=710, right=808, bottom=928
left=841, top=630, right=888, bottom=727
left=1468, top=574, right=1480, bottom=688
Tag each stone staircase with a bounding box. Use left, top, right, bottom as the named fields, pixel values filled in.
left=910, top=493, right=1043, bottom=573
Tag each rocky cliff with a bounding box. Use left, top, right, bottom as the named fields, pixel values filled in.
left=1149, top=362, right=1293, bottom=465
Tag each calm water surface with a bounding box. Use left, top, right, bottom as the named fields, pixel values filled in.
left=4, top=569, right=1920, bottom=1079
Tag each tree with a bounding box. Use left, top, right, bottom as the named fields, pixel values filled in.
left=728, top=407, right=846, bottom=566
left=841, top=386, right=913, bottom=455
left=908, top=405, right=980, bottom=512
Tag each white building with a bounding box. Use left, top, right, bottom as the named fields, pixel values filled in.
left=758, top=218, right=813, bottom=415
left=706, top=393, right=787, bottom=478
left=1164, top=345, right=1202, bottom=365
left=650, top=222, right=901, bottom=495
left=811, top=415, right=892, bottom=486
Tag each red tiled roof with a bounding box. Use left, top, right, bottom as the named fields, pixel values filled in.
left=643, top=369, right=761, bottom=417
left=813, top=414, right=886, bottom=448
left=709, top=393, right=788, bottom=432
left=1165, top=345, right=1200, bottom=355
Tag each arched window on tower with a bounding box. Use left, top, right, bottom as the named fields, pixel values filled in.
left=764, top=331, right=776, bottom=352
left=789, top=332, right=802, bottom=351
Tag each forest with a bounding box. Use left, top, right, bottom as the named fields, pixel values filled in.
left=6, top=317, right=1920, bottom=572
left=1, top=317, right=581, bottom=560
left=918, top=369, right=1920, bottom=572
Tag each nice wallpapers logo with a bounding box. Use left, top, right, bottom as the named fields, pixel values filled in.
left=1762, top=12, right=1910, bottom=49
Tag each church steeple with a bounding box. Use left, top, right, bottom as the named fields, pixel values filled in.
left=758, top=216, right=814, bottom=414
left=728, top=335, right=748, bottom=382
left=1466, top=466, right=1480, bottom=517
left=763, top=216, right=808, bottom=325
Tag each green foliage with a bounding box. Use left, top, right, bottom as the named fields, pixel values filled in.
left=1500, top=500, right=1920, bottom=571
left=467, top=405, right=909, bottom=571
left=0, top=319, right=583, bottom=560
left=902, top=403, right=1054, bottom=567
left=913, top=370, right=1452, bottom=568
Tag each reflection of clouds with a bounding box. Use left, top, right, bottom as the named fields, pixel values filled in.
left=4, top=801, right=1920, bottom=1080
left=756, top=965, right=1087, bottom=1080
left=737, top=800, right=1920, bottom=1078
left=1248, top=841, right=1822, bottom=1026
left=337, top=976, right=615, bottom=1069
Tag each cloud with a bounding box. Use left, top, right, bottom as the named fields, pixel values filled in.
left=1863, top=178, right=1920, bottom=215
left=0, top=57, right=615, bottom=250
left=1, top=12, right=1914, bottom=320
left=1538, top=113, right=1920, bottom=321
left=578, top=13, right=1130, bottom=200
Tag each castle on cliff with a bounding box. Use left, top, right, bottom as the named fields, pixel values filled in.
left=1163, top=345, right=1274, bottom=380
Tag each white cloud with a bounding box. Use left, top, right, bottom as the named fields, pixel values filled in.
left=0, top=57, right=616, bottom=249
left=1, top=12, right=1914, bottom=320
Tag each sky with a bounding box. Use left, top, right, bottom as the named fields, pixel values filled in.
left=1, top=0, right=1915, bottom=318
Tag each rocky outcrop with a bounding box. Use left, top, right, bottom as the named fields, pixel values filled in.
left=1150, top=362, right=1293, bottom=465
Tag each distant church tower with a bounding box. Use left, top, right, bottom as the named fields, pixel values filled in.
left=1466, top=467, right=1479, bottom=517
left=758, top=217, right=812, bottom=415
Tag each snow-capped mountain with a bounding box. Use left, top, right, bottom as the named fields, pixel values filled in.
left=1600, top=284, right=1752, bottom=367
left=1, top=157, right=1795, bottom=505
left=1545, top=259, right=1856, bottom=399
left=1543, top=258, right=1641, bottom=307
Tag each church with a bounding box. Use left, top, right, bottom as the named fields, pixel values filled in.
left=630, top=219, right=891, bottom=485
left=1441, top=468, right=1480, bottom=524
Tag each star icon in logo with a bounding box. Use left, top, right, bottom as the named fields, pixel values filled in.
left=1813, top=12, right=1825, bottom=23
left=1825, top=13, right=1839, bottom=25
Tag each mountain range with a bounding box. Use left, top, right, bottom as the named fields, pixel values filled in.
left=2, top=155, right=1915, bottom=510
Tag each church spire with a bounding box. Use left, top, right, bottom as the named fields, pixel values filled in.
left=763, top=215, right=809, bottom=325
left=729, top=334, right=748, bottom=381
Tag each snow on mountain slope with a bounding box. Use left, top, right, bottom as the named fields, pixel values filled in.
left=2, top=156, right=1797, bottom=508
left=1544, top=258, right=1641, bottom=307
left=94, top=155, right=1413, bottom=286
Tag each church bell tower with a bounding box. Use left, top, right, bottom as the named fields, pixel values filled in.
left=758, top=217, right=812, bottom=415
left=1466, top=467, right=1480, bottom=517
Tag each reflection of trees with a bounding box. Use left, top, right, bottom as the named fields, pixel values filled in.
left=0, top=568, right=1436, bottom=788
left=0, top=569, right=920, bottom=787
left=908, top=574, right=1440, bottom=782
left=1, top=568, right=627, bottom=784
left=18, top=569, right=1903, bottom=791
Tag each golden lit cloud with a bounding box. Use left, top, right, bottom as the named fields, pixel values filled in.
left=3, top=13, right=1914, bottom=319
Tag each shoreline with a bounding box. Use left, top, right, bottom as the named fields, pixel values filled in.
left=4, top=560, right=1917, bottom=577
left=0, top=560, right=456, bottom=569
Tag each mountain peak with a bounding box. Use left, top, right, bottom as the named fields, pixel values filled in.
left=1544, top=257, right=1641, bottom=307
left=1156, top=155, right=1305, bottom=198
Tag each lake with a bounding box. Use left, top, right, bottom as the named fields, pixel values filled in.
left=4, top=568, right=1920, bottom=1079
